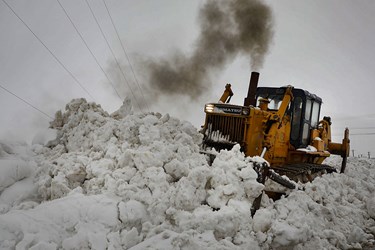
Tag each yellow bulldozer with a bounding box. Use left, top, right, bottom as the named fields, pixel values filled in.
left=201, top=72, right=350, bottom=213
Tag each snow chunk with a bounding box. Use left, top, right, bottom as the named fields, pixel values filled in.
left=252, top=208, right=274, bottom=232
left=111, top=96, right=133, bottom=119
left=119, top=200, right=149, bottom=230
left=297, top=145, right=317, bottom=152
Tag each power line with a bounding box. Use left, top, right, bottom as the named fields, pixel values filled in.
left=56, top=0, right=122, bottom=101
left=0, top=83, right=53, bottom=120
left=102, top=0, right=150, bottom=112
left=1, top=0, right=95, bottom=101
left=335, top=113, right=375, bottom=121
left=333, top=126, right=375, bottom=132
left=350, top=133, right=375, bottom=136
left=349, top=127, right=375, bottom=130
left=333, top=132, right=375, bottom=137
left=84, top=0, right=143, bottom=112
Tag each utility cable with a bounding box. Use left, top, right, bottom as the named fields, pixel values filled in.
left=84, top=0, right=143, bottom=112
left=0, top=83, right=53, bottom=120
left=347, top=127, right=375, bottom=130
left=102, top=0, right=150, bottom=112
left=335, top=114, right=375, bottom=121
left=1, top=0, right=95, bottom=101
left=57, top=0, right=122, bottom=101
left=332, top=132, right=375, bottom=136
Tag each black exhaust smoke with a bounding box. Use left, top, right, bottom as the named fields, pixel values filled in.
left=145, top=0, right=274, bottom=101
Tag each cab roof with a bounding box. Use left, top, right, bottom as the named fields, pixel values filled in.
left=256, top=87, right=322, bottom=103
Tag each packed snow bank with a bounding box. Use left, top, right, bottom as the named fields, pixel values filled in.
left=0, top=141, right=37, bottom=213
left=0, top=193, right=120, bottom=249
left=0, top=159, right=33, bottom=192
left=0, top=98, right=374, bottom=249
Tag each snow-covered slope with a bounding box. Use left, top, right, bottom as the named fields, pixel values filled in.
left=0, top=98, right=374, bottom=249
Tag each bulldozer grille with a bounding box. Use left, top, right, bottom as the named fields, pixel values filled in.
left=203, top=114, right=245, bottom=149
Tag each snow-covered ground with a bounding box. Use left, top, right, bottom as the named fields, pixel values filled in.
left=0, top=98, right=374, bottom=249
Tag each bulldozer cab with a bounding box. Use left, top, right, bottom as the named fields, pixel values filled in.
left=256, top=87, right=322, bottom=149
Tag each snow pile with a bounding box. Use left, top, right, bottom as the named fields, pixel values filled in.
left=0, top=98, right=374, bottom=249
left=0, top=98, right=264, bottom=249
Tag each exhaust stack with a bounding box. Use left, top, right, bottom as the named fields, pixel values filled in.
left=244, top=72, right=260, bottom=106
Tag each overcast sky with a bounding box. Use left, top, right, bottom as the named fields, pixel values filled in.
left=1, top=0, right=375, bottom=156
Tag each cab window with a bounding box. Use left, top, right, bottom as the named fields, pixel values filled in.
left=305, top=100, right=312, bottom=120
left=256, top=94, right=283, bottom=110
left=291, top=97, right=302, bottom=141
left=311, top=102, right=320, bottom=128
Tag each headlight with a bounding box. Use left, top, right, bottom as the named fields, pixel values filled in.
left=205, top=104, right=215, bottom=113
left=242, top=108, right=249, bottom=115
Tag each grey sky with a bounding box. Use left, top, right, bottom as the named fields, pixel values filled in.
left=1, top=0, right=374, bottom=156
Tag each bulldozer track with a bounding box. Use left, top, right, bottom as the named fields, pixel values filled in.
left=252, top=162, right=296, bottom=189
left=268, top=169, right=296, bottom=189
left=271, top=163, right=337, bottom=183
